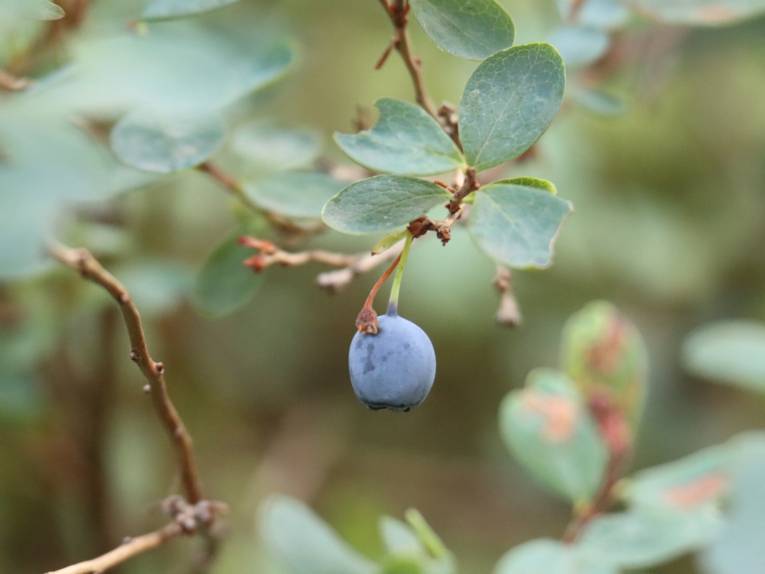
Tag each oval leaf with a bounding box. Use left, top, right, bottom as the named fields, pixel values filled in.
left=495, top=539, right=616, bottom=574
left=322, top=176, right=451, bottom=235
left=548, top=25, right=609, bottom=69
left=244, top=172, right=345, bottom=219
left=409, top=0, right=515, bottom=60
left=499, top=369, right=608, bottom=504
left=683, top=321, right=765, bottom=393
left=111, top=109, right=225, bottom=174
left=334, top=99, right=465, bottom=176
left=459, top=43, right=565, bottom=171
left=232, top=122, right=322, bottom=172
left=259, top=495, right=376, bottom=574
left=143, top=0, right=240, bottom=20
left=192, top=233, right=263, bottom=318
left=468, top=180, right=572, bottom=269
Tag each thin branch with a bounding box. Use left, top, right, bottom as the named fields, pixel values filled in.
left=46, top=523, right=184, bottom=574
left=49, top=244, right=205, bottom=504
left=377, top=0, right=439, bottom=119
left=493, top=266, right=522, bottom=327
left=239, top=235, right=404, bottom=293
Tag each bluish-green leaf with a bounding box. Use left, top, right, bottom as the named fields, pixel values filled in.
left=494, top=539, right=616, bottom=574
left=409, top=0, right=515, bottom=60
left=381, top=517, right=423, bottom=556
left=322, top=176, right=451, bottom=235
left=116, top=259, right=194, bottom=315
left=232, top=121, right=322, bottom=172
left=110, top=109, right=225, bottom=174
left=192, top=233, right=263, bottom=318
left=683, top=321, right=765, bottom=393
left=459, top=43, right=565, bottom=172
left=579, top=508, right=723, bottom=569
left=498, top=369, right=607, bottom=504
left=244, top=172, right=344, bottom=219
left=258, top=495, right=376, bottom=574
left=557, top=0, right=630, bottom=29
left=468, top=181, right=572, bottom=269
left=143, top=0, right=240, bottom=21
left=548, top=26, right=609, bottom=69
left=627, top=0, right=765, bottom=26
left=335, top=99, right=465, bottom=176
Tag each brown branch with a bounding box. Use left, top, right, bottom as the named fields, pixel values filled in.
left=447, top=168, right=479, bottom=213
left=377, top=0, right=438, bottom=119
left=239, top=236, right=404, bottom=293
left=46, top=523, right=184, bottom=574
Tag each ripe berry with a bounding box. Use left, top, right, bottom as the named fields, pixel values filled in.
left=348, top=307, right=436, bottom=411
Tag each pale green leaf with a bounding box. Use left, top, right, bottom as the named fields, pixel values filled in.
left=498, top=369, right=607, bottom=504
left=548, top=26, right=609, bottom=69
left=232, top=121, right=322, bottom=172
left=116, top=259, right=193, bottom=315
left=258, top=495, right=376, bottom=574
left=244, top=172, right=344, bottom=219
left=373, top=229, right=409, bottom=255
left=334, top=99, right=464, bottom=176
left=381, top=517, right=423, bottom=556
left=468, top=181, right=572, bottom=269
left=459, top=43, right=565, bottom=171
left=494, top=539, right=616, bottom=574
left=570, top=88, right=626, bottom=117
left=579, top=508, right=723, bottom=569
left=557, top=0, right=630, bottom=29
left=143, top=0, right=240, bottom=21
left=683, top=321, right=765, bottom=393
left=627, top=0, right=765, bottom=26
left=192, top=233, right=263, bottom=318
left=409, top=0, right=514, bottom=60
left=322, top=176, right=451, bottom=235
left=110, top=109, right=225, bottom=174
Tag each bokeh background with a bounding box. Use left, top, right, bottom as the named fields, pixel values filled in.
left=2, top=1, right=765, bottom=572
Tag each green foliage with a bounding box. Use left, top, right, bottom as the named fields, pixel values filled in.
left=409, top=0, right=515, bottom=60
left=322, top=176, right=451, bottom=235
left=548, top=26, right=609, bottom=69
left=110, top=109, right=225, bottom=174
left=683, top=320, right=765, bottom=393
left=231, top=121, right=322, bottom=172
left=334, top=99, right=465, bottom=176
left=459, top=44, right=565, bottom=172
left=468, top=179, right=572, bottom=269
left=494, top=539, right=615, bottom=574
left=192, top=233, right=263, bottom=317
left=243, top=172, right=344, bottom=219
left=116, top=259, right=194, bottom=315
left=142, top=0, right=240, bottom=21
left=628, top=0, right=765, bottom=26
left=0, top=0, right=64, bottom=23
left=498, top=369, right=607, bottom=504
left=569, top=88, right=626, bottom=117
left=560, top=301, right=648, bottom=428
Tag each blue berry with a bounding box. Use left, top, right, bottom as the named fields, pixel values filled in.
left=348, top=308, right=436, bottom=411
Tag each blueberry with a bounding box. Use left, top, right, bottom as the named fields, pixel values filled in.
left=348, top=308, right=436, bottom=411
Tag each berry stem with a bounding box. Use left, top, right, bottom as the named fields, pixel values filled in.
left=356, top=251, right=403, bottom=333
left=388, top=231, right=414, bottom=314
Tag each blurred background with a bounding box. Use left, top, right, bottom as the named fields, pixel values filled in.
left=1, top=0, right=765, bottom=572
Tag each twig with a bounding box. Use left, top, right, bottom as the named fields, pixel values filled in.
left=47, top=244, right=220, bottom=573
left=0, top=69, right=30, bottom=91
left=377, top=0, right=438, bottom=119
left=493, top=266, right=522, bottom=327
left=46, top=523, right=184, bottom=574
left=239, top=236, right=404, bottom=292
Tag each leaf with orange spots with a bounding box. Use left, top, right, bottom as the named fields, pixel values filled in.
left=498, top=369, right=607, bottom=504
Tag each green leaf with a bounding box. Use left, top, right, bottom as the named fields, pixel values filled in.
left=468, top=181, right=572, bottom=269
left=622, top=444, right=731, bottom=512
left=143, top=0, right=240, bottom=21
left=498, top=369, right=607, bottom=504
left=557, top=0, right=630, bottom=29
left=258, top=495, right=376, bottom=574
left=492, top=176, right=558, bottom=194
left=702, top=458, right=765, bottom=574
left=373, top=230, right=409, bottom=255
left=570, top=88, right=626, bottom=117
left=232, top=121, right=322, bottom=172
left=494, top=539, right=616, bottom=574
left=322, top=176, right=451, bottom=235
left=561, top=301, right=649, bottom=429
left=381, top=517, right=423, bottom=556
left=627, top=0, right=765, bottom=26
left=243, top=172, right=344, bottom=219
left=459, top=43, right=565, bottom=172
left=110, top=109, right=225, bottom=174
left=683, top=320, right=765, bottom=393
left=116, top=259, right=194, bottom=315
left=334, top=99, right=465, bottom=176
left=192, top=233, right=263, bottom=318
left=409, top=0, right=515, bottom=60
left=379, top=556, right=425, bottom=574
left=404, top=510, right=450, bottom=560
left=579, top=507, right=723, bottom=569
left=548, top=26, right=609, bottom=69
